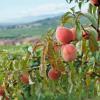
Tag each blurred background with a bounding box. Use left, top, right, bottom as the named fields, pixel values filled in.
left=0, top=0, right=87, bottom=45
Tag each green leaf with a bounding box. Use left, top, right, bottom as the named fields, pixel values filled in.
left=82, top=39, right=87, bottom=54
left=66, top=0, right=73, bottom=3
left=76, top=22, right=82, bottom=40
left=87, top=28, right=99, bottom=52
left=78, top=1, right=82, bottom=10
left=88, top=4, right=97, bottom=17
left=83, top=13, right=98, bottom=29
left=61, top=12, right=74, bottom=25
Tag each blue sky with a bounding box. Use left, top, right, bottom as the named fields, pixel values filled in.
left=0, top=0, right=69, bottom=22
left=0, top=0, right=88, bottom=23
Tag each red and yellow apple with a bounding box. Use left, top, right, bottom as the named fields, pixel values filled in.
left=61, top=44, right=77, bottom=61
left=48, top=68, right=61, bottom=80
left=56, top=26, right=73, bottom=44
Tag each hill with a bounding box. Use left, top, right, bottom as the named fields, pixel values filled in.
left=0, top=14, right=91, bottom=39
left=0, top=16, right=61, bottom=39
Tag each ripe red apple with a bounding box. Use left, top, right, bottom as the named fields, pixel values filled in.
left=0, top=86, right=5, bottom=96
left=61, top=44, right=77, bottom=62
left=90, top=0, right=100, bottom=6
left=70, top=28, right=76, bottom=40
left=48, top=68, right=61, bottom=80
left=20, top=73, right=29, bottom=84
left=56, top=26, right=73, bottom=44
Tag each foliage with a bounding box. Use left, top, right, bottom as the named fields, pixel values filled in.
left=0, top=0, right=100, bottom=100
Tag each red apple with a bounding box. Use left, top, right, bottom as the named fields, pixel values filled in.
left=90, top=0, right=100, bottom=6
left=20, top=73, right=29, bottom=84
left=48, top=69, right=61, bottom=80
left=56, top=26, right=73, bottom=44
left=0, top=86, right=5, bottom=96
left=61, top=44, right=77, bottom=62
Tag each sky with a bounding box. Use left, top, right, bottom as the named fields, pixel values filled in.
left=0, top=0, right=69, bottom=23
left=0, top=0, right=88, bottom=23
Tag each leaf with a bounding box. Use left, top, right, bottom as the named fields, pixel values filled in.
left=61, top=12, right=74, bottom=25
left=78, top=1, right=82, bottom=10
left=88, top=4, right=97, bottom=17
left=87, top=28, right=99, bottom=52
left=66, top=0, right=73, bottom=3
left=76, top=22, right=82, bottom=40
left=40, top=43, right=48, bottom=77
left=76, top=12, right=97, bottom=29
left=82, top=39, right=87, bottom=54
left=89, top=34, right=99, bottom=52
left=47, top=39, right=65, bottom=72
left=83, top=13, right=98, bottom=29
left=88, top=4, right=93, bottom=14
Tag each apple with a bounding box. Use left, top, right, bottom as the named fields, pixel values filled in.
left=90, top=0, right=100, bottom=6
left=56, top=26, right=73, bottom=44
left=20, top=73, right=29, bottom=84
left=0, top=86, right=5, bottom=96
left=48, top=68, right=61, bottom=80
left=61, top=44, right=77, bottom=61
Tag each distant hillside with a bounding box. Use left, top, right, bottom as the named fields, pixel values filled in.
left=0, top=14, right=91, bottom=39
left=0, top=16, right=61, bottom=39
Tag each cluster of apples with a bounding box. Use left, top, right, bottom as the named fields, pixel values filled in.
left=56, top=26, right=77, bottom=62
left=47, top=26, right=77, bottom=81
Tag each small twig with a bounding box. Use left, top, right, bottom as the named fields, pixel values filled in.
left=81, top=24, right=87, bottom=32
